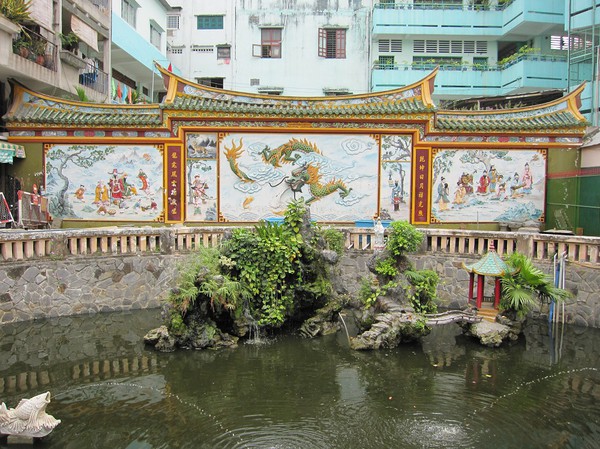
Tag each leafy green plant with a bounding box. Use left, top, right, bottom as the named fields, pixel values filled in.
left=29, top=36, right=45, bottom=56
left=0, top=0, right=31, bottom=24
left=222, top=222, right=302, bottom=327
left=375, top=256, right=398, bottom=279
left=500, top=252, right=571, bottom=318
left=74, top=86, right=90, bottom=102
left=359, top=277, right=398, bottom=309
left=59, top=32, right=79, bottom=52
left=283, top=198, right=306, bottom=236
left=318, top=227, right=344, bottom=256
left=404, top=269, right=439, bottom=314
left=386, top=220, right=424, bottom=258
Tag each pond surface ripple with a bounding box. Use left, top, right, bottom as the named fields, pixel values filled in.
left=0, top=310, right=598, bottom=448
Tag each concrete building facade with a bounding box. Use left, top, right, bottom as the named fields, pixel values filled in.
left=166, top=0, right=373, bottom=96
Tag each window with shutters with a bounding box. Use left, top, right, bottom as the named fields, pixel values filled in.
left=379, top=39, right=402, bottom=53
left=414, top=39, right=488, bottom=55
left=121, top=0, right=137, bottom=28
left=318, top=28, right=346, bottom=59
left=253, top=28, right=282, bottom=58
left=150, top=23, right=161, bottom=49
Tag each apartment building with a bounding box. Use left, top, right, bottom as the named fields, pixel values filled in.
left=166, top=0, right=373, bottom=96
left=112, top=0, right=175, bottom=103
left=372, top=0, right=570, bottom=103
left=567, top=0, right=599, bottom=127
left=0, top=0, right=111, bottom=110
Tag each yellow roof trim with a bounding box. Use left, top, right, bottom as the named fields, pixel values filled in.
left=154, top=63, right=437, bottom=105
left=437, top=83, right=588, bottom=118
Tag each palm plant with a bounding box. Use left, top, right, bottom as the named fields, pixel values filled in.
left=500, top=252, right=571, bottom=318
left=0, top=0, right=32, bottom=24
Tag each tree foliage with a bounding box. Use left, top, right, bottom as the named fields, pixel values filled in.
left=386, top=220, right=424, bottom=257
left=500, top=252, right=571, bottom=318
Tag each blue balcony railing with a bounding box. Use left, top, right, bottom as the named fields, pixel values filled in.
left=372, top=54, right=568, bottom=95
left=372, top=54, right=566, bottom=72
left=374, top=1, right=515, bottom=11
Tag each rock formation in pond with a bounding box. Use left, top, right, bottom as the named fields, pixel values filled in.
left=145, top=200, right=344, bottom=352
left=349, top=297, right=429, bottom=350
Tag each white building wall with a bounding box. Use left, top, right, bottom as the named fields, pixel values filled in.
left=169, top=0, right=372, bottom=96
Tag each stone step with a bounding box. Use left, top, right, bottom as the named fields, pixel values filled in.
left=477, top=307, right=499, bottom=323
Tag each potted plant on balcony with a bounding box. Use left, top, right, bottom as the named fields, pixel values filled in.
left=59, top=32, right=79, bottom=53
left=0, top=0, right=31, bottom=33
left=12, top=33, right=30, bottom=58
left=30, top=35, right=46, bottom=66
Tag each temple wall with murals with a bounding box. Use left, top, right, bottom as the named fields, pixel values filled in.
left=2, top=68, right=589, bottom=231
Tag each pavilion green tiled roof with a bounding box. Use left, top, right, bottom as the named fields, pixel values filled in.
left=462, top=249, right=511, bottom=277
left=435, top=95, right=587, bottom=132
left=159, top=64, right=438, bottom=118
left=163, top=93, right=433, bottom=117
left=7, top=99, right=163, bottom=127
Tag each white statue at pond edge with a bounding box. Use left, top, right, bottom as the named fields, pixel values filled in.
left=0, top=392, right=61, bottom=438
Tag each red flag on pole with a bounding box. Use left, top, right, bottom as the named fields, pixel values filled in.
left=167, top=63, right=172, bottom=72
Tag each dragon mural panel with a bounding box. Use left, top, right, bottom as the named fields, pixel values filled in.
left=44, top=144, right=164, bottom=221
left=431, top=148, right=547, bottom=224
left=219, top=133, right=379, bottom=222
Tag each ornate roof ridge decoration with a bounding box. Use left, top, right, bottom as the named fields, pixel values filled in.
left=434, top=84, right=588, bottom=132
left=3, top=79, right=164, bottom=128
left=157, top=63, right=437, bottom=116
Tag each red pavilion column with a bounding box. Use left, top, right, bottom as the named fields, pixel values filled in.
left=468, top=272, right=475, bottom=303
left=476, top=274, right=485, bottom=309
left=494, top=277, right=501, bottom=309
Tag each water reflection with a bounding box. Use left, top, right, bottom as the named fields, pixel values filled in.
left=0, top=310, right=599, bottom=449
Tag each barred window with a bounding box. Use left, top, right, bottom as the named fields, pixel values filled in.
left=197, top=15, right=223, bottom=30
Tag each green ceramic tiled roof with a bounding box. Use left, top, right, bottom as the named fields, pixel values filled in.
left=462, top=250, right=511, bottom=277
left=6, top=99, right=163, bottom=127
left=163, top=93, right=433, bottom=116
left=3, top=80, right=163, bottom=127
left=159, top=64, right=437, bottom=117
left=435, top=87, right=588, bottom=132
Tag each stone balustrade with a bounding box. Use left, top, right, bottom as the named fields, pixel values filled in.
left=1, top=226, right=599, bottom=267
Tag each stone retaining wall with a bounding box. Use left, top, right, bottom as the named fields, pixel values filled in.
left=0, top=254, right=182, bottom=324
left=1, top=249, right=599, bottom=328
left=333, top=251, right=600, bottom=329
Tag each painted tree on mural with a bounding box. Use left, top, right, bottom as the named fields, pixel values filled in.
left=46, top=145, right=115, bottom=217
left=433, top=149, right=512, bottom=180
left=458, top=150, right=512, bottom=173
left=381, top=135, right=411, bottom=160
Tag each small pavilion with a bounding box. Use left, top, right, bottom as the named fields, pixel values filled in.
left=463, top=243, right=511, bottom=309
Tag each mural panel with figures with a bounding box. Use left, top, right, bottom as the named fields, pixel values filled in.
left=431, top=149, right=546, bottom=223
left=219, top=133, right=379, bottom=222
left=185, top=133, right=218, bottom=221
left=44, top=144, right=164, bottom=221
left=379, top=135, right=412, bottom=221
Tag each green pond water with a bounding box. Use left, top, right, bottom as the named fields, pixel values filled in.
left=0, top=309, right=599, bottom=449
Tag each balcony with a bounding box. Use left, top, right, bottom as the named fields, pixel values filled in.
left=373, top=0, right=564, bottom=37
left=78, top=59, right=109, bottom=95
left=12, top=31, right=57, bottom=72
left=371, top=54, right=568, bottom=98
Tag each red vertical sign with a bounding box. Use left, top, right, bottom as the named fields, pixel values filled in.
left=166, top=145, right=183, bottom=223
left=412, top=148, right=430, bottom=224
